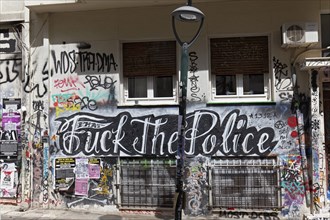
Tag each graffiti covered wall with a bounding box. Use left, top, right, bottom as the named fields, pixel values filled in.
left=24, top=38, right=311, bottom=218
left=2, top=11, right=323, bottom=218
left=0, top=26, right=23, bottom=202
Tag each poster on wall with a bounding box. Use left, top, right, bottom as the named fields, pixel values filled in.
left=1, top=98, right=21, bottom=142
left=55, top=158, right=76, bottom=191
left=0, top=162, right=17, bottom=198
left=75, top=178, right=89, bottom=196
left=75, top=158, right=89, bottom=179
left=88, top=158, right=101, bottom=179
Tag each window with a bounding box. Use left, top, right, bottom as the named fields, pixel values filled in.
left=211, top=157, right=280, bottom=210
left=122, top=41, right=177, bottom=105
left=119, top=158, right=176, bottom=209
left=210, top=36, right=270, bottom=102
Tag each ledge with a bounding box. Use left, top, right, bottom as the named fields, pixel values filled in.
left=206, top=101, right=276, bottom=106
left=117, top=104, right=179, bottom=109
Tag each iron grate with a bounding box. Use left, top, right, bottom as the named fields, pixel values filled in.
left=119, top=158, right=176, bottom=209
left=211, top=157, right=280, bottom=210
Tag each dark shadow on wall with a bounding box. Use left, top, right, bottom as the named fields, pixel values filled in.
left=98, top=214, right=122, bottom=220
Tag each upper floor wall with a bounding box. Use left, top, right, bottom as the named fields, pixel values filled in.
left=0, top=0, right=24, bottom=22
left=32, top=0, right=328, bottom=105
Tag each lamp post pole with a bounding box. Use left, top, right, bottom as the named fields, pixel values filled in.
left=171, top=2, right=204, bottom=219
left=175, top=42, right=188, bottom=220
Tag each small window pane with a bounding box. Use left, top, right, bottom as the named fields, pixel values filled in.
left=128, top=77, right=147, bottom=98
left=154, top=76, right=173, bottom=97
left=216, top=75, right=236, bottom=95
left=243, top=74, right=264, bottom=95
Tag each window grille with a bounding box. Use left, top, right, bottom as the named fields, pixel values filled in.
left=119, top=158, right=176, bottom=209
left=211, top=157, right=280, bottom=210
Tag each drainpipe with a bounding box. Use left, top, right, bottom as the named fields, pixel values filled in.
left=291, top=63, right=311, bottom=208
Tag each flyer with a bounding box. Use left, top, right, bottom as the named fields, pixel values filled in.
left=75, top=178, right=89, bottom=196
left=75, top=158, right=89, bottom=179
left=88, top=158, right=101, bottom=179
left=0, top=162, right=17, bottom=198
left=55, top=157, right=76, bottom=191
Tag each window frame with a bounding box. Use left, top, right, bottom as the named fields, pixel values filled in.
left=120, top=40, right=178, bottom=106
left=209, top=35, right=272, bottom=103
left=211, top=73, right=270, bottom=102
left=123, top=75, right=178, bottom=106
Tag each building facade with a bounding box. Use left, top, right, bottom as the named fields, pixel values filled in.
left=0, top=0, right=330, bottom=219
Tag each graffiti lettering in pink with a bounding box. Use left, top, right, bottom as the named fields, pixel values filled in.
left=53, top=75, right=85, bottom=92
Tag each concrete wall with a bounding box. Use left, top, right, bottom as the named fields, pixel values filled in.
left=0, top=0, right=24, bottom=22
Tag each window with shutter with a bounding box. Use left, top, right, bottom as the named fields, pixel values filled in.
left=210, top=36, right=271, bottom=102
left=122, top=41, right=177, bottom=105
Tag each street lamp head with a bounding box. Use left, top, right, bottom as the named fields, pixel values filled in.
left=172, top=5, right=204, bottom=22
left=171, top=2, right=204, bottom=46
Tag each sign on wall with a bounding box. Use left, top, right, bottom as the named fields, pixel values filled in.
left=0, top=99, right=21, bottom=158
left=0, top=162, right=17, bottom=198
left=55, top=157, right=102, bottom=194
left=55, top=157, right=76, bottom=191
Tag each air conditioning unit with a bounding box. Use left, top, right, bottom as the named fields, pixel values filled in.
left=281, top=22, right=319, bottom=47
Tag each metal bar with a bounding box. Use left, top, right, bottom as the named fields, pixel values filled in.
left=119, top=184, right=175, bottom=187
left=120, top=158, right=176, bottom=209
left=116, top=157, right=121, bottom=208
left=211, top=157, right=280, bottom=210
left=208, top=164, right=213, bottom=210
left=213, top=164, right=277, bottom=167
left=175, top=42, right=189, bottom=220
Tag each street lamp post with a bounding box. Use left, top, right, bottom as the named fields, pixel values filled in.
left=171, top=1, right=204, bottom=219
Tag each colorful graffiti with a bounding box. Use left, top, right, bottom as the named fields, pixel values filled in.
left=184, top=156, right=209, bottom=216
left=281, top=155, right=305, bottom=218
left=310, top=70, right=324, bottom=213
left=1, top=25, right=325, bottom=219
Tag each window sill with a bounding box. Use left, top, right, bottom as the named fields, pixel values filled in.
left=211, top=94, right=270, bottom=102
left=118, top=97, right=178, bottom=107
left=207, top=101, right=276, bottom=106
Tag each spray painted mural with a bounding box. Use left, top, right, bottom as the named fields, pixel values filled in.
left=47, top=102, right=306, bottom=215
left=31, top=43, right=308, bottom=218
left=53, top=109, right=278, bottom=157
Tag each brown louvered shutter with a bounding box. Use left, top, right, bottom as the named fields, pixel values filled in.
left=123, top=41, right=176, bottom=77
left=211, top=36, right=269, bottom=75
